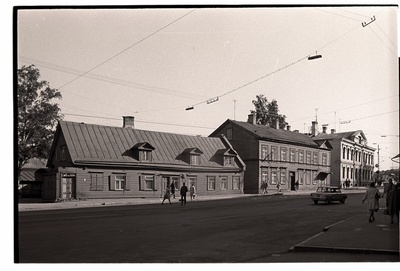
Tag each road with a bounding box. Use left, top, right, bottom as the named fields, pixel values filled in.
left=17, top=193, right=373, bottom=263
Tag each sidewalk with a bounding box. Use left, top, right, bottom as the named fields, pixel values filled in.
left=17, top=187, right=367, bottom=212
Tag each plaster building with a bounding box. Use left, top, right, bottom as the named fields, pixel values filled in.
left=42, top=117, right=245, bottom=202
left=313, top=126, right=375, bottom=188
left=210, top=115, right=333, bottom=194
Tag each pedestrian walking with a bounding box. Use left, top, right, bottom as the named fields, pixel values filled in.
left=295, top=180, right=299, bottom=191
left=387, top=184, right=400, bottom=224
left=161, top=186, right=172, bottom=205
left=190, top=183, right=196, bottom=201
left=362, top=182, right=381, bottom=222
left=180, top=182, right=188, bottom=205
left=265, top=181, right=268, bottom=194
left=170, top=181, right=176, bottom=199
left=277, top=181, right=282, bottom=193
left=260, top=181, right=266, bottom=194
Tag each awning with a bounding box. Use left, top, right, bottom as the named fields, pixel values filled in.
left=315, top=171, right=332, bottom=180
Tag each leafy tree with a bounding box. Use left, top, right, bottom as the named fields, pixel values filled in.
left=251, top=95, right=288, bottom=129
left=17, top=65, right=63, bottom=179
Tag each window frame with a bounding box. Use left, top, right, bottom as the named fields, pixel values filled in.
left=114, top=174, right=126, bottom=191
left=232, top=176, right=240, bottom=190
left=207, top=176, right=216, bottom=191
left=220, top=176, right=228, bottom=191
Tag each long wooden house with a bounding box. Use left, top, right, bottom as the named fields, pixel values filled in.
left=42, top=117, right=245, bottom=201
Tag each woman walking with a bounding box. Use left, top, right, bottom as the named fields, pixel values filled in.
left=362, top=182, right=381, bottom=222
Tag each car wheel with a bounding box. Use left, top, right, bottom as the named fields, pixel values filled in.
left=313, top=200, right=318, bottom=204
left=340, top=199, right=346, bottom=204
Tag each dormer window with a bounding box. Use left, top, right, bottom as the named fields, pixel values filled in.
left=220, top=148, right=237, bottom=167
left=131, top=142, right=155, bottom=162
left=183, top=148, right=203, bottom=165
left=141, top=150, right=151, bottom=162
left=190, top=154, right=200, bottom=165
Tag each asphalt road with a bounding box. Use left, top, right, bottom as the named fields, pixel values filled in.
left=17, top=193, right=375, bottom=263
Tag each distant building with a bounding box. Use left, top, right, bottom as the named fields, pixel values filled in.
left=18, top=158, right=47, bottom=198
left=210, top=114, right=332, bottom=194
left=43, top=117, right=245, bottom=202
left=313, top=124, right=375, bottom=187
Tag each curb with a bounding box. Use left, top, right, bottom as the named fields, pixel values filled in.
left=290, top=218, right=399, bottom=256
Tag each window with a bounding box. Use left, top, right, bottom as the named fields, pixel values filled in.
left=312, top=171, right=318, bottom=185
left=207, top=176, right=216, bottom=190
left=90, top=172, right=104, bottom=191
left=306, top=151, right=311, bottom=164
left=313, top=152, right=318, bottom=165
left=342, top=166, right=346, bottom=179
left=220, top=176, right=228, bottom=190
left=342, top=147, right=346, bottom=159
left=298, top=150, right=304, bottom=163
left=188, top=176, right=197, bottom=188
left=322, top=153, right=328, bottom=166
left=280, top=148, right=287, bottom=162
left=347, top=148, right=350, bottom=160
left=261, top=145, right=269, bottom=160
left=262, top=169, right=269, bottom=185
left=280, top=169, right=287, bottom=185
left=298, top=170, right=304, bottom=185
left=58, top=145, right=67, bottom=161
left=115, top=175, right=126, bottom=190
left=232, top=177, right=240, bottom=190
left=271, top=146, right=278, bottom=161
left=271, top=168, right=278, bottom=185
left=290, top=149, right=296, bottom=162
left=139, top=175, right=155, bottom=191
left=306, top=170, right=311, bottom=185
left=190, top=155, right=200, bottom=165
left=224, top=156, right=234, bottom=166
left=226, top=128, right=233, bottom=140
left=141, top=151, right=151, bottom=162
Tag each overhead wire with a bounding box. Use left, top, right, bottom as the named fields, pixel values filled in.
left=56, top=9, right=197, bottom=91
left=18, top=55, right=207, bottom=100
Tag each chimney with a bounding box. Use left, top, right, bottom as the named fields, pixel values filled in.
left=311, top=121, right=318, bottom=137
left=247, top=113, right=256, bottom=125
left=123, top=116, right=135, bottom=128
left=294, top=130, right=299, bottom=133
left=275, top=118, right=279, bottom=129
left=287, top=125, right=291, bottom=131
left=322, top=126, right=327, bottom=134
left=331, top=129, right=336, bottom=135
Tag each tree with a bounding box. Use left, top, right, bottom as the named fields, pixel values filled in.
left=251, top=95, right=288, bottom=129
left=17, top=65, right=63, bottom=180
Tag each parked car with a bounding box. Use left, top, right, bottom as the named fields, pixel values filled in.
left=310, top=186, right=347, bottom=204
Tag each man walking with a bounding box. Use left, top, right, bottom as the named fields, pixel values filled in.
left=180, top=182, right=188, bottom=205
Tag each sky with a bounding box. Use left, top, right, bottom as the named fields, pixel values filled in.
left=3, top=0, right=400, bottom=270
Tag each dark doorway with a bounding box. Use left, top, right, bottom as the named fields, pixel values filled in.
left=290, top=172, right=296, bottom=191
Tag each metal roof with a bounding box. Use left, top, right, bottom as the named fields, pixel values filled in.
left=215, top=120, right=324, bottom=148
left=57, top=121, right=242, bottom=169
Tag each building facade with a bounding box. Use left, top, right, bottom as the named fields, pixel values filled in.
left=43, top=117, right=245, bottom=202
left=210, top=116, right=332, bottom=194
left=314, top=127, right=375, bottom=187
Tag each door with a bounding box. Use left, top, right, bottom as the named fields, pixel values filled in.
left=290, top=172, right=296, bottom=191
left=162, top=176, right=170, bottom=195
left=61, top=176, right=76, bottom=199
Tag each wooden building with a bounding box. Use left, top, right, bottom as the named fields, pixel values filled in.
left=210, top=115, right=333, bottom=194
left=42, top=117, right=245, bottom=202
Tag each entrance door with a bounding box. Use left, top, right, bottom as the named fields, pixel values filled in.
left=61, top=176, right=76, bottom=199
left=290, top=172, right=296, bottom=191
left=162, top=176, right=170, bottom=195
